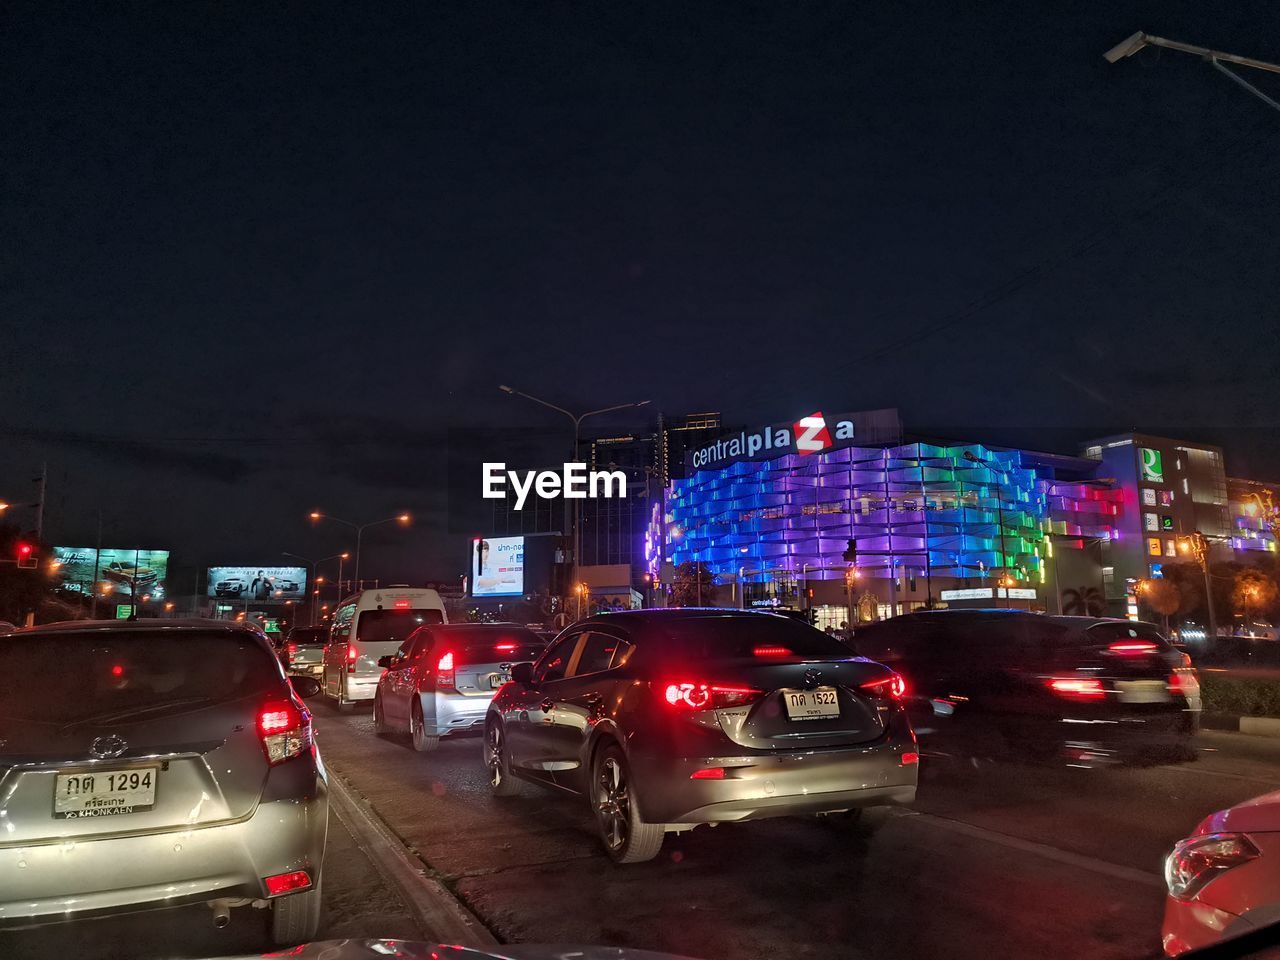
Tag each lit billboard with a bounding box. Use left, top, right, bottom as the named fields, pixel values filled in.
left=54, top=547, right=171, bottom=600
left=207, top=566, right=308, bottom=601
left=471, top=536, right=524, bottom=597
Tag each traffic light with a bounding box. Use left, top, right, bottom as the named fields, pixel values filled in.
left=805, top=607, right=818, bottom=627
left=842, top=539, right=858, bottom=564
left=15, top=541, right=36, bottom=569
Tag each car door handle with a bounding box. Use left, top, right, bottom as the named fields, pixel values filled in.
left=540, top=699, right=555, bottom=713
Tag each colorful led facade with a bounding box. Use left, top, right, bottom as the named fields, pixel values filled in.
left=667, top=441, right=1120, bottom=590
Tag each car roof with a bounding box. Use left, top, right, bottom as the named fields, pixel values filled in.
left=577, top=608, right=795, bottom=629
left=16, top=618, right=269, bottom=638
left=865, top=610, right=1161, bottom=632
left=425, top=621, right=541, bottom=632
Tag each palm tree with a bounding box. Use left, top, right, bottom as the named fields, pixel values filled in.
left=1061, top=585, right=1105, bottom=617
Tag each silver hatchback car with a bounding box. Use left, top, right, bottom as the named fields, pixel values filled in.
left=373, top=623, right=545, bottom=752
left=0, top=619, right=328, bottom=943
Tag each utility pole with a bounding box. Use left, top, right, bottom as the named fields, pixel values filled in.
left=1178, top=532, right=1219, bottom=642
left=1105, top=32, right=1280, bottom=115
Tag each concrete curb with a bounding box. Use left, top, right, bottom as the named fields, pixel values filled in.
left=326, top=766, right=500, bottom=947
left=1202, top=712, right=1280, bottom=737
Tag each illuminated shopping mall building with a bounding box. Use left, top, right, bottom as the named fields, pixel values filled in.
left=662, top=410, right=1278, bottom=625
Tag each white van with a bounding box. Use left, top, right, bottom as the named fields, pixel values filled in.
left=323, top=586, right=447, bottom=711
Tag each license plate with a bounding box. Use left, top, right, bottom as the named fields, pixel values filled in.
left=54, top=767, right=158, bottom=819
left=1116, top=680, right=1170, bottom=704
left=783, top=687, right=840, bottom=721
left=490, top=674, right=507, bottom=689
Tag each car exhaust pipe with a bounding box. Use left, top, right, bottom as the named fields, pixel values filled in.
left=210, top=900, right=232, bottom=928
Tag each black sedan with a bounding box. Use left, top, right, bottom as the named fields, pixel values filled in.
left=484, top=609, right=918, bottom=863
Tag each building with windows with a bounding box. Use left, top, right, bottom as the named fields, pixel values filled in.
left=664, top=412, right=1277, bottom=623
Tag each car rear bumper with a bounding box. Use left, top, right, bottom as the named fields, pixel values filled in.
left=1162, top=894, right=1253, bottom=956
left=426, top=692, right=493, bottom=737
left=0, top=784, right=328, bottom=926
left=631, top=740, right=918, bottom=825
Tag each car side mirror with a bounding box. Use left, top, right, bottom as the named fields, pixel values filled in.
left=511, top=661, right=535, bottom=687
left=291, top=676, right=322, bottom=699
left=377, top=655, right=394, bottom=668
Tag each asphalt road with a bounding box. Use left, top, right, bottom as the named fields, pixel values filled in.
left=308, top=700, right=1280, bottom=960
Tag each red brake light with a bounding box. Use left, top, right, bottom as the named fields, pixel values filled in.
left=860, top=672, right=906, bottom=699
left=346, top=643, right=358, bottom=673
left=394, top=599, right=411, bottom=609
left=436, top=651, right=456, bottom=690
left=263, top=870, right=312, bottom=897
left=1169, top=669, right=1200, bottom=698
left=753, top=645, right=792, bottom=657
left=495, top=642, right=518, bottom=653
left=287, top=643, right=298, bottom=655
left=662, top=682, right=763, bottom=710
left=257, top=698, right=311, bottom=765
left=900, top=751, right=920, bottom=766
left=110, top=664, right=124, bottom=678
left=1108, top=641, right=1159, bottom=655
left=1047, top=677, right=1107, bottom=700
left=690, top=767, right=726, bottom=780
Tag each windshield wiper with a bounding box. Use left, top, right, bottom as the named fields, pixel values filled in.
left=59, top=696, right=215, bottom=730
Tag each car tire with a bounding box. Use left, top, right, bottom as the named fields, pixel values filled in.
left=373, top=694, right=392, bottom=736
left=336, top=695, right=355, bottom=714
left=591, top=744, right=663, bottom=864
left=485, top=719, right=522, bottom=796
left=270, top=880, right=322, bottom=945
left=410, top=701, right=440, bottom=752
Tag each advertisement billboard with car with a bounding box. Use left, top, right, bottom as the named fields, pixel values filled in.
left=54, top=547, right=171, bottom=600
left=206, top=566, right=308, bottom=601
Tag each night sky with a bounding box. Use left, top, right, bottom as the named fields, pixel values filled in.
left=4, top=2, right=1279, bottom=585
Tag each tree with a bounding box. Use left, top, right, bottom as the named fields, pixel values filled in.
left=1139, top=579, right=1180, bottom=633
left=670, top=562, right=717, bottom=607
left=1233, top=568, right=1278, bottom=624
left=1061, top=585, right=1105, bottom=617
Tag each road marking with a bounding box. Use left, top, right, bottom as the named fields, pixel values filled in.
left=327, top=768, right=499, bottom=947
left=895, top=810, right=1165, bottom=889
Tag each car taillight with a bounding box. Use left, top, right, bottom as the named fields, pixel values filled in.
left=263, top=869, right=313, bottom=897
left=346, top=643, right=358, bottom=673
left=1046, top=677, right=1107, bottom=700
left=1165, top=833, right=1260, bottom=900
left=437, top=651, right=456, bottom=690
left=860, top=672, right=906, bottom=699
left=900, top=751, right=920, bottom=766
left=662, top=682, right=764, bottom=710
left=690, top=767, right=726, bottom=780
left=257, top=698, right=311, bottom=766
left=496, top=642, right=518, bottom=653
left=1169, top=668, right=1200, bottom=699
left=753, top=645, right=792, bottom=657
left=1108, top=641, right=1159, bottom=655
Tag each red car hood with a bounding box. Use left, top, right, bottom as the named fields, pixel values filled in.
left=1196, top=788, right=1280, bottom=835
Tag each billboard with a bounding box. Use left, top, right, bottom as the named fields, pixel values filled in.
left=54, top=547, right=171, bottom=600
left=471, top=536, right=524, bottom=597
left=207, top=566, right=308, bottom=601
left=1140, top=447, right=1164, bottom=483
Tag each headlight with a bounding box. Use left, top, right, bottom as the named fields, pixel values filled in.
left=1165, top=833, right=1260, bottom=900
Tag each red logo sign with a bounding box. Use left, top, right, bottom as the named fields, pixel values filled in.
left=792, top=412, right=832, bottom=456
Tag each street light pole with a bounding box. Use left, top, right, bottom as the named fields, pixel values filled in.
left=1178, top=532, right=1220, bottom=642
left=498, top=386, right=649, bottom=596
left=1104, top=31, right=1280, bottom=115
left=308, top=514, right=409, bottom=591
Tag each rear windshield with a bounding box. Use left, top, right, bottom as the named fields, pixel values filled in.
left=0, top=630, right=280, bottom=724
left=357, top=608, right=445, bottom=645
left=431, top=627, right=545, bottom=665
left=1079, top=622, right=1170, bottom=648
left=656, top=615, right=853, bottom=660
left=288, top=628, right=328, bottom=646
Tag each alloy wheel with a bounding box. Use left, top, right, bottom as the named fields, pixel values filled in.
left=595, top=756, right=630, bottom=852
left=486, top=724, right=504, bottom=788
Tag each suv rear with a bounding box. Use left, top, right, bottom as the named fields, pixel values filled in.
left=852, top=610, right=1200, bottom=764
left=0, top=619, right=327, bottom=942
